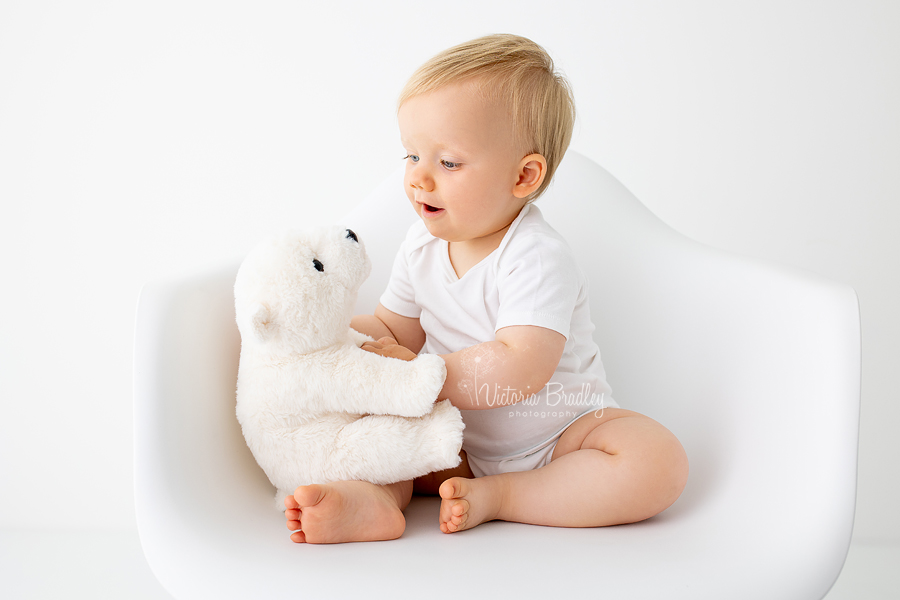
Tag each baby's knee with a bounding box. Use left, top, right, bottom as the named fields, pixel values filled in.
left=643, top=425, right=689, bottom=512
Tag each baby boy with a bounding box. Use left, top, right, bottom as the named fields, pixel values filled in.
left=284, top=34, right=689, bottom=543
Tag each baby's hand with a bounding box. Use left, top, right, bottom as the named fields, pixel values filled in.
left=360, top=337, right=417, bottom=362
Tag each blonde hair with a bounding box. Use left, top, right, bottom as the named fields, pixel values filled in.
left=398, top=34, right=575, bottom=201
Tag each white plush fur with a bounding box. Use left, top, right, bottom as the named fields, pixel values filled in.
left=234, top=226, right=464, bottom=509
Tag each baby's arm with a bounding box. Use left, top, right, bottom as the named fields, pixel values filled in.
left=439, top=325, right=566, bottom=411
left=351, top=305, right=564, bottom=411
left=350, top=303, right=426, bottom=354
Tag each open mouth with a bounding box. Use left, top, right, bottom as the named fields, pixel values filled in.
left=421, top=203, right=444, bottom=216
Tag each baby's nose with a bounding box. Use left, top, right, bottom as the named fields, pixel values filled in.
left=409, top=177, right=434, bottom=192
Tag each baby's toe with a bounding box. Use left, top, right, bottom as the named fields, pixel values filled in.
left=293, top=484, right=326, bottom=508
left=290, top=530, right=307, bottom=543
left=440, top=498, right=468, bottom=533
left=450, top=506, right=467, bottom=527
left=446, top=513, right=466, bottom=532
left=439, top=478, right=462, bottom=500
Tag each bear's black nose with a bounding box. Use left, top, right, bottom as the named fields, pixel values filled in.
left=345, top=229, right=358, bottom=242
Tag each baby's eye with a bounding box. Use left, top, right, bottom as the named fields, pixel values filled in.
left=402, top=154, right=419, bottom=163
left=441, top=159, right=459, bottom=170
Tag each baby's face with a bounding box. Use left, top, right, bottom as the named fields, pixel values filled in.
left=398, top=81, right=527, bottom=246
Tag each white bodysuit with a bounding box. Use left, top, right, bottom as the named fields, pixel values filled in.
left=380, top=203, right=617, bottom=477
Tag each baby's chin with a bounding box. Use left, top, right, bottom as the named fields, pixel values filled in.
left=419, top=218, right=456, bottom=242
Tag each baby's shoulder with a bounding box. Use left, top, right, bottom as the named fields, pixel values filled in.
left=502, top=205, right=576, bottom=262
left=494, top=206, right=584, bottom=290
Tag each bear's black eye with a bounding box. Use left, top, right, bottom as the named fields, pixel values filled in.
left=312, top=258, right=324, bottom=272
left=345, top=229, right=358, bottom=242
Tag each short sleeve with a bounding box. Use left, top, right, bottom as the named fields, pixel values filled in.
left=379, top=231, right=422, bottom=319
left=495, top=234, right=581, bottom=339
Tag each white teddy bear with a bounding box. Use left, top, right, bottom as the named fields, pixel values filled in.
left=234, top=226, right=464, bottom=509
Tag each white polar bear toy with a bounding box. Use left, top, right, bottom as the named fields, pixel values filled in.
left=234, top=226, right=464, bottom=509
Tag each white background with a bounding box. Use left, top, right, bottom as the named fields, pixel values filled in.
left=1, top=0, right=897, bottom=545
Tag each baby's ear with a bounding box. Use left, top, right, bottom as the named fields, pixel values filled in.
left=513, top=153, right=547, bottom=199
left=250, top=303, right=277, bottom=342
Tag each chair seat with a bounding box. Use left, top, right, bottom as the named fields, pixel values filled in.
left=134, top=152, right=859, bottom=599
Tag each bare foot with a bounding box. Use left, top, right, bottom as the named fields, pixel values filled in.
left=438, top=476, right=505, bottom=533
left=283, top=481, right=407, bottom=544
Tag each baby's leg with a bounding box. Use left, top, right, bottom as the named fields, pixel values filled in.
left=284, top=479, right=412, bottom=544
left=413, top=450, right=475, bottom=495
left=439, top=408, right=688, bottom=532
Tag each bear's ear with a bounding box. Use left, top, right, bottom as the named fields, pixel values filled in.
left=250, top=303, right=277, bottom=342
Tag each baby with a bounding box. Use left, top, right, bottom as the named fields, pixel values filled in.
left=284, top=34, right=689, bottom=543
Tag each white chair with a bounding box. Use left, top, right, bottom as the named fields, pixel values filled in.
left=134, top=151, right=859, bottom=599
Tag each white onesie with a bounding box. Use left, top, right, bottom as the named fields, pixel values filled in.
left=379, top=203, right=617, bottom=476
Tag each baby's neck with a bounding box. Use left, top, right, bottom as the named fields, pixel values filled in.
left=447, top=224, right=510, bottom=278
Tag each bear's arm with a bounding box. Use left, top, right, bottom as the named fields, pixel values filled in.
left=289, top=346, right=446, bottom=418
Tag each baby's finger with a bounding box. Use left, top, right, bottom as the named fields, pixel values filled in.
left=361, top=344, right=397, bottom=359
left=360, top=341, right=384, bottom=352
left=380, top=345, right=417, bottom=362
